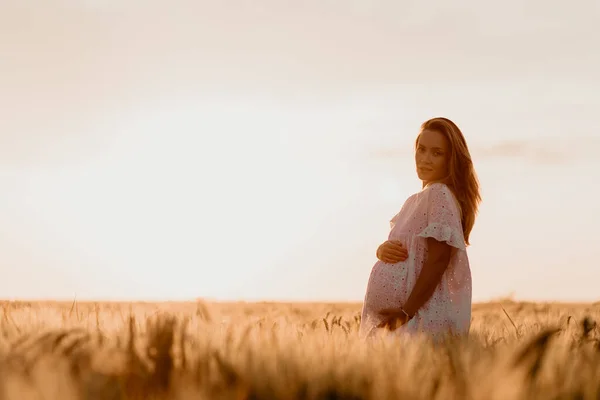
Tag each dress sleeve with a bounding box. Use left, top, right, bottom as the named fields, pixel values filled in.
left=417, top=183, right=466, bottom=250
left=390, top=212, right=400, bottom=230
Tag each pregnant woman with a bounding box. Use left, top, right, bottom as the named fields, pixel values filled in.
left=360, top=117, right=482, bottom=341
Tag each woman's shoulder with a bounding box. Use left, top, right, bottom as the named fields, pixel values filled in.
left=423, top=182, right=452, bottom=193
left=402, top=182, right=456, bottom=209
left=422, top=182, right=457, bottom=201
left=422, top=182, right=462, bottom=215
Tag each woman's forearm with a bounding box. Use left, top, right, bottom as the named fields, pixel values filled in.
left=402, top=261, right=445, bottom=316
left=402, top=239, right=451, bottom=317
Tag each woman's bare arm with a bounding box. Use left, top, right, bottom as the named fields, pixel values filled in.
left=402, top=238, right=452, bottom=317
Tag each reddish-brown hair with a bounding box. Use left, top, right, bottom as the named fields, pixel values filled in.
left=416, top=117, right=482, bottom=246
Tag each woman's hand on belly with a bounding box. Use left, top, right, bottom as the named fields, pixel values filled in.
left=376, top=240, right=408, bottom=264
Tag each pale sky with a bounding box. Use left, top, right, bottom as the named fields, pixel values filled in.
left=1, top=0, right=599, bottom=302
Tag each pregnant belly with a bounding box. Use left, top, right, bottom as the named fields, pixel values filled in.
left=363, top=260, right=410, bottom=312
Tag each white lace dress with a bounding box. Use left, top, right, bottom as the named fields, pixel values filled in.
left=359, top=183, right=472, bottom=341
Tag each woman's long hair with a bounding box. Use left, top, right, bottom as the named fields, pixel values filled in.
left=415, top=117, right=482, bottom=246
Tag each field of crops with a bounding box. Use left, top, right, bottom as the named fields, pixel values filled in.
left=1, top=299, right=599, bottom=399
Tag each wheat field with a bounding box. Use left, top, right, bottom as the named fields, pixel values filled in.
left=0, top=299, right=599, bottom=399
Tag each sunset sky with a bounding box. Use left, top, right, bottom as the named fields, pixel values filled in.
left=1, top=0, right=599, bottom=302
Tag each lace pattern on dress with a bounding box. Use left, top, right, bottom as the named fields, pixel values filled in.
left=416, top=183, right=466, bottom=251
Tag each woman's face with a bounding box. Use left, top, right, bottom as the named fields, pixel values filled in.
left=415, top=129, right=450, bottom=185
